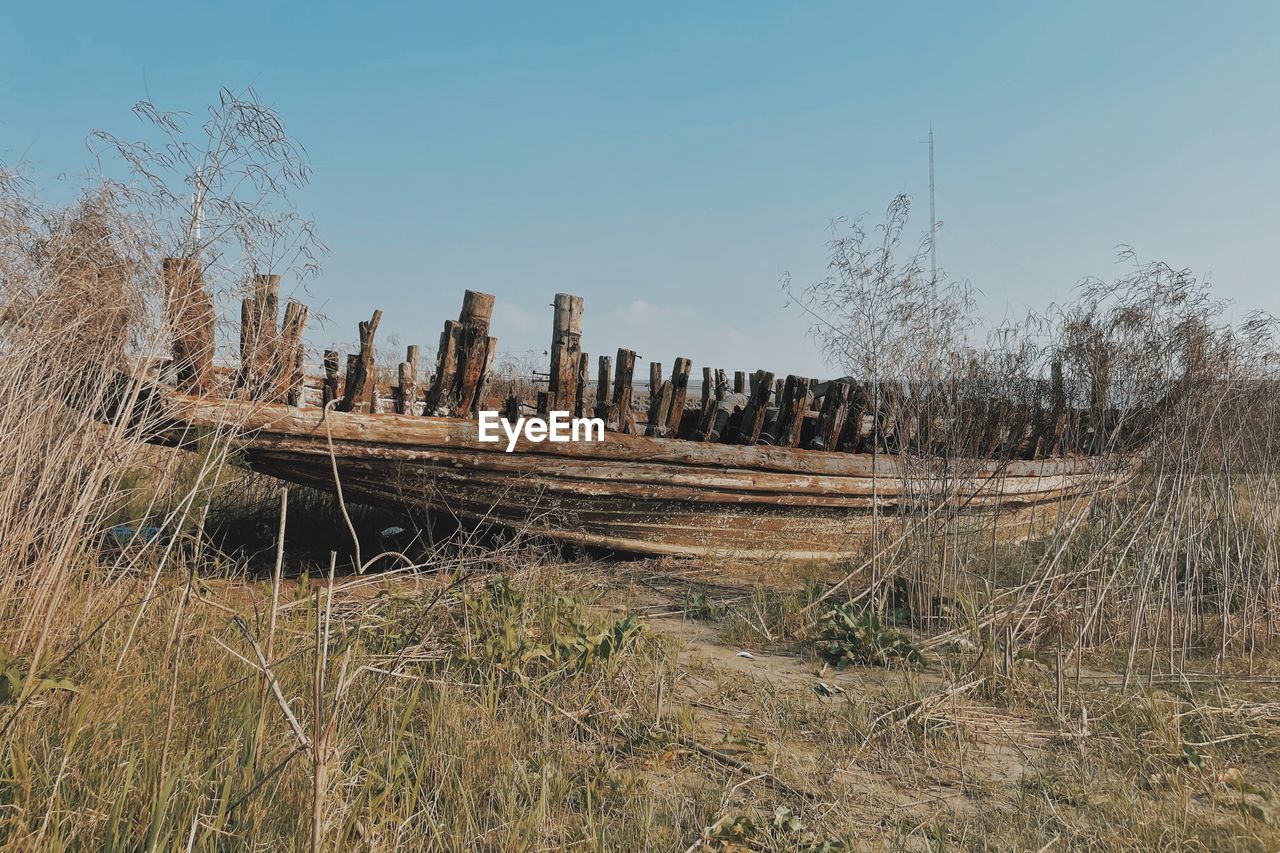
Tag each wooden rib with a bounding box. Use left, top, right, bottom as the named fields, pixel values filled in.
left=595, top=354, right=613, bottom=422
left=454, top=291, right=496, bottom=416
left=666, top=357, right=692, bottom=435
left=338, top=310, right=381, bottom=413
left=277, top=299, right=309, bottom=406
left=774, top=375, right=811, bottom=447
left=548, top=293, right=584, bottom=414
left=574, top=352, right=590, bottom=418
left=426, top=320, right=462, bottom=414
left=162, top=257, right=214, bottom=394
left=612, top=348, right=637, bottom=434
left=814, top=380, right=853, bottom=452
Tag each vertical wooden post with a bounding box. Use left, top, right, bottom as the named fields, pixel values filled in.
left=338, top=310, right=381, bottom=413
left=443, top=290, right=496, bottom=417
left=277, top=299, right=309, bottom=406
left=396, top=345, right=421, bottom=415
left=1042, top=358, right=1066, bottom=457
left=774, top=375, right=811, bottom=447
left=595, top=355, right=613, bottom=422
left=549, top=293, right=584, bottom=415
left=733, top=370, right=746, bottom=395
left=644, top=361, right=664, bottom=435
left=238, top=273, right=281, bottom=399
left=426, top=321, right=462, bottom=414
left=574, top=352, right=590, bottom=418
left=666, top=357, right=692, bottom=435
left=612, top=348, right=637, bottom=434
left=322, top=351, right=340, bottom=406
left=475, top=335, right=498, bottom=412
left=737, top=370, right=775, bottom=445
left=162, top=257, right=215, bottom=394
left=814, top=381, right=853, bottom=451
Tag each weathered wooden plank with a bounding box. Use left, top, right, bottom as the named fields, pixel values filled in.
left=612, top=348, right=638, bottom=434
left=733, top=370, right=746, bottom=395
left=548, top=293, right=584, bottom=414
left=338, top=310, right=381, bottom=413
left=168, top=392, right=1121, bottom=480
left=162, top=257, right=214, bottom=394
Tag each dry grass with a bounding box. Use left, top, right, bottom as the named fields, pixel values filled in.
left=2, top=93, right=1280, bottom=850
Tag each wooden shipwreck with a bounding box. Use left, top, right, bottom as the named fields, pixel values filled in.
left=115, top=263, right=1136, bottom=561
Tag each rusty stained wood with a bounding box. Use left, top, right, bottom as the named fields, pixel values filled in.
left=548, top=293, right=584, bottom=415
left=162, top=257, right=215, bottom=394
left=338, top=310, right=382, bottom=413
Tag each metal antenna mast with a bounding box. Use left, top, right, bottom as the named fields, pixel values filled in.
left=927, top=126, right=936, bottom=285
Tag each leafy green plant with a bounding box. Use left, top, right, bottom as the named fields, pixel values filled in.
left=457, top=575, right=641, bottom=682
left=704, top=806, right=848, bottom=850
left=683, top=589, right=726, bottom=621
left=814, top=603, right=923, bottom=669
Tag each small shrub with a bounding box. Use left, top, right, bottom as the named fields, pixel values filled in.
left=815, top=603, right=923, bottom=669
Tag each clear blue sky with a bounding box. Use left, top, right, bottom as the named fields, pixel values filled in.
left=2, top=2, right=1277, bottom=377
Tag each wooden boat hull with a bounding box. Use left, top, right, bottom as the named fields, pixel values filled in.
left=146, top=394, right=1130, bottom=561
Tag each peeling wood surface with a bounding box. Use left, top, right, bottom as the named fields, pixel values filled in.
left=148, top=392, right=1132, bottom=560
